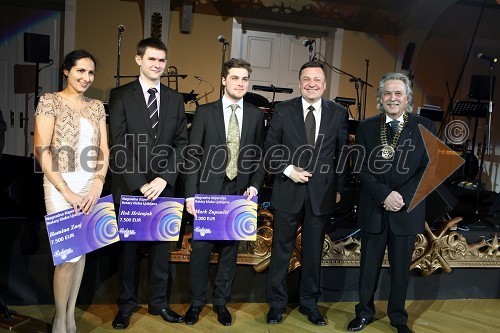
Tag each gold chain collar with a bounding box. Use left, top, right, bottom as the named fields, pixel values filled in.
left=379, top=112, right=408, bottom=159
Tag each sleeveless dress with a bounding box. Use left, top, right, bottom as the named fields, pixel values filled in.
left=35, top=92, right=105, bottom=263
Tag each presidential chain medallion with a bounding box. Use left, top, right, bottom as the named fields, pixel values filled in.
left=381, top=145, right=395, bottom=159
left=379, top=113, right=408, bottom=159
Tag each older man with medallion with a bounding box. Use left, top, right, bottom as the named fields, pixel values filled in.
left=347, top=73, right=436, bottom=333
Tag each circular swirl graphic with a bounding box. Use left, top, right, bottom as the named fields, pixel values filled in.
left=225, top=199, right=257, bottom=239
left=150, top=201, right=183, bottom=240
left=87, top=203, right=119, bottom=248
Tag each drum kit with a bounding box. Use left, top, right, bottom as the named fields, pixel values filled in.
left=244, top=84, right=294, bottom=130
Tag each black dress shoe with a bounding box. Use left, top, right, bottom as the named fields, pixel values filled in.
left=112, top=311, right=131, bottom=329
left=347, top=316, right=373, bottom=331
left=392, top=323, right=413, bottom=333
left=184, top=305, right=203, bottom=325
left=149, top=307, right=183, bottom=323
left=298, top=306, right=326, bottom=326
left=266, top=306, right=285, bottom=324
left=213, top=305, right=232, bottom=326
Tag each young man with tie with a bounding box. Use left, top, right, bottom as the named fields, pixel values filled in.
left=109, top=37, right=188, bottom=329
left=183, top=58, right=265, bottom=326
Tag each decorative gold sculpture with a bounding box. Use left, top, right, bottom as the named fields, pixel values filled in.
left=170, top=211, right=500, bottom=277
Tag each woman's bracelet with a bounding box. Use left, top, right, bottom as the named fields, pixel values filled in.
left=93, top=174, right=106, bottom=183
left=55, top=180, right=67, bottom=192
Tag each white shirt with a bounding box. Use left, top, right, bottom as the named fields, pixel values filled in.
left=386, top=113, right=405, bottom=124
left=301, top=98, right=322, bottom=141
left=283, top=98, right=323, bottom=177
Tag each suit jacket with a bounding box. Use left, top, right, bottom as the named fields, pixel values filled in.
left=0, top=110, right=6, bottom=159
left=355, top=112, right=436, bottom=235
left=184, top=99, right=266, bottom=197
left=264, top=97, right=349, bottom=216
left=109, top=80, right=188, bottom=203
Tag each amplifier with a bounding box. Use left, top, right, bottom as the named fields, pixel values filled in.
left=417, top=106, right=443, bottom=121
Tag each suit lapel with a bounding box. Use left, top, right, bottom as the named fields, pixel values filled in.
left=292, top=98, right=308, bottom=144
left=399, top=113, right=415, bottom=143
left=156, top=84, right=170, bottom=142
left=240, top=102, right=252, bottom=145
left=132, top=80, right=156, bottom=139
left=212, top=100, right=226, bottom=143
left=389, top=113, right=416, bottom=183
left=317, top=99, right=333, bottom=148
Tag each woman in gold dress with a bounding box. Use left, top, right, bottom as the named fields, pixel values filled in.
left=34, top=49, right=109, bottom=333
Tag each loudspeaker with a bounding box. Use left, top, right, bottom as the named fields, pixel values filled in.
left=401, top=42, right=416, bottom=70
left=181, top=0, right=193, bottom=34
left=14, top=64, right=36, bottom=94
left=24, top=33, right=50, bottom=63
left=425, top=184, right=458, bottom=223
left=469, top=75, right=496, bottom=101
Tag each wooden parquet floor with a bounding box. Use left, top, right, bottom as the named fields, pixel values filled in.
left=2, top=299, right=500, bottom=333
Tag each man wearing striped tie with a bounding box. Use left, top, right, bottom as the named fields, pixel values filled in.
left=109, top=38, right=188, bottom=329
left=183, top=58, right=266, bottom=326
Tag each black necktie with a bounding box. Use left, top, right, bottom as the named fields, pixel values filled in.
left=147, top=88, right=159, bottom=137
left=305, top=105, right=316, bottom=146
left=389, top=120, right=400, bottom=137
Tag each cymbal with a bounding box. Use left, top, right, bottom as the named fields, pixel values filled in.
left=244, top=92, right=269, bottom=108
left=252, top=84, right=293, bottom=94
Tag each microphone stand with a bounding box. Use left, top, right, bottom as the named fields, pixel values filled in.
left=472, top=59, right=496, bottom=228
left=219, top=41, right=228, bottom=99
left=192, top=78, right=215, bottom=106
left=362, top=59, right=370, bottom=120
left=116, top=29, right=123, bottom=87
left=352, top=79, right=362, bottom=121
left=316, top=59, right=371, bottom=226
left=317, top=59, right=372, bottom=120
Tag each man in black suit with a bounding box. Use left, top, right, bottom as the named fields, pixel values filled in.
left=183, top=58, right=265, bottom=326
left=347, top=73, right=436, bottom=333
left=109, top=38, right=188, bottom=329
left=264, top=61, right=348, bottom=326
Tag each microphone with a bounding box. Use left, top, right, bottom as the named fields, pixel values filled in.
left=477, top=53, right=497, bottom=63
left=118, top=25, right=125, bottom=33
left=194, top=76, right=203, bottom=81
left=217, top=35, right=229, bottom=45
left=303, top=39, right=315, bottom=47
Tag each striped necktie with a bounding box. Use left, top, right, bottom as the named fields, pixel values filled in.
left=147, top=88, right=159, bottom=137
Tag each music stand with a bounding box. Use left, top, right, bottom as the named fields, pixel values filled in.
left=451, top=100, right=488, bottom=118
left=181, top=91, right=198, bottom=104
left=463, top=64, right=497, bottom=227
left=334, top=96, right=357, bottom=119
left=451, top=100, right=487, bottom=180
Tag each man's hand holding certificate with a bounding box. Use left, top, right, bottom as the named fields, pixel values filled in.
left=193, top=194, right=258, bottom=241
left=117, top=195, right=185, bottom=241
